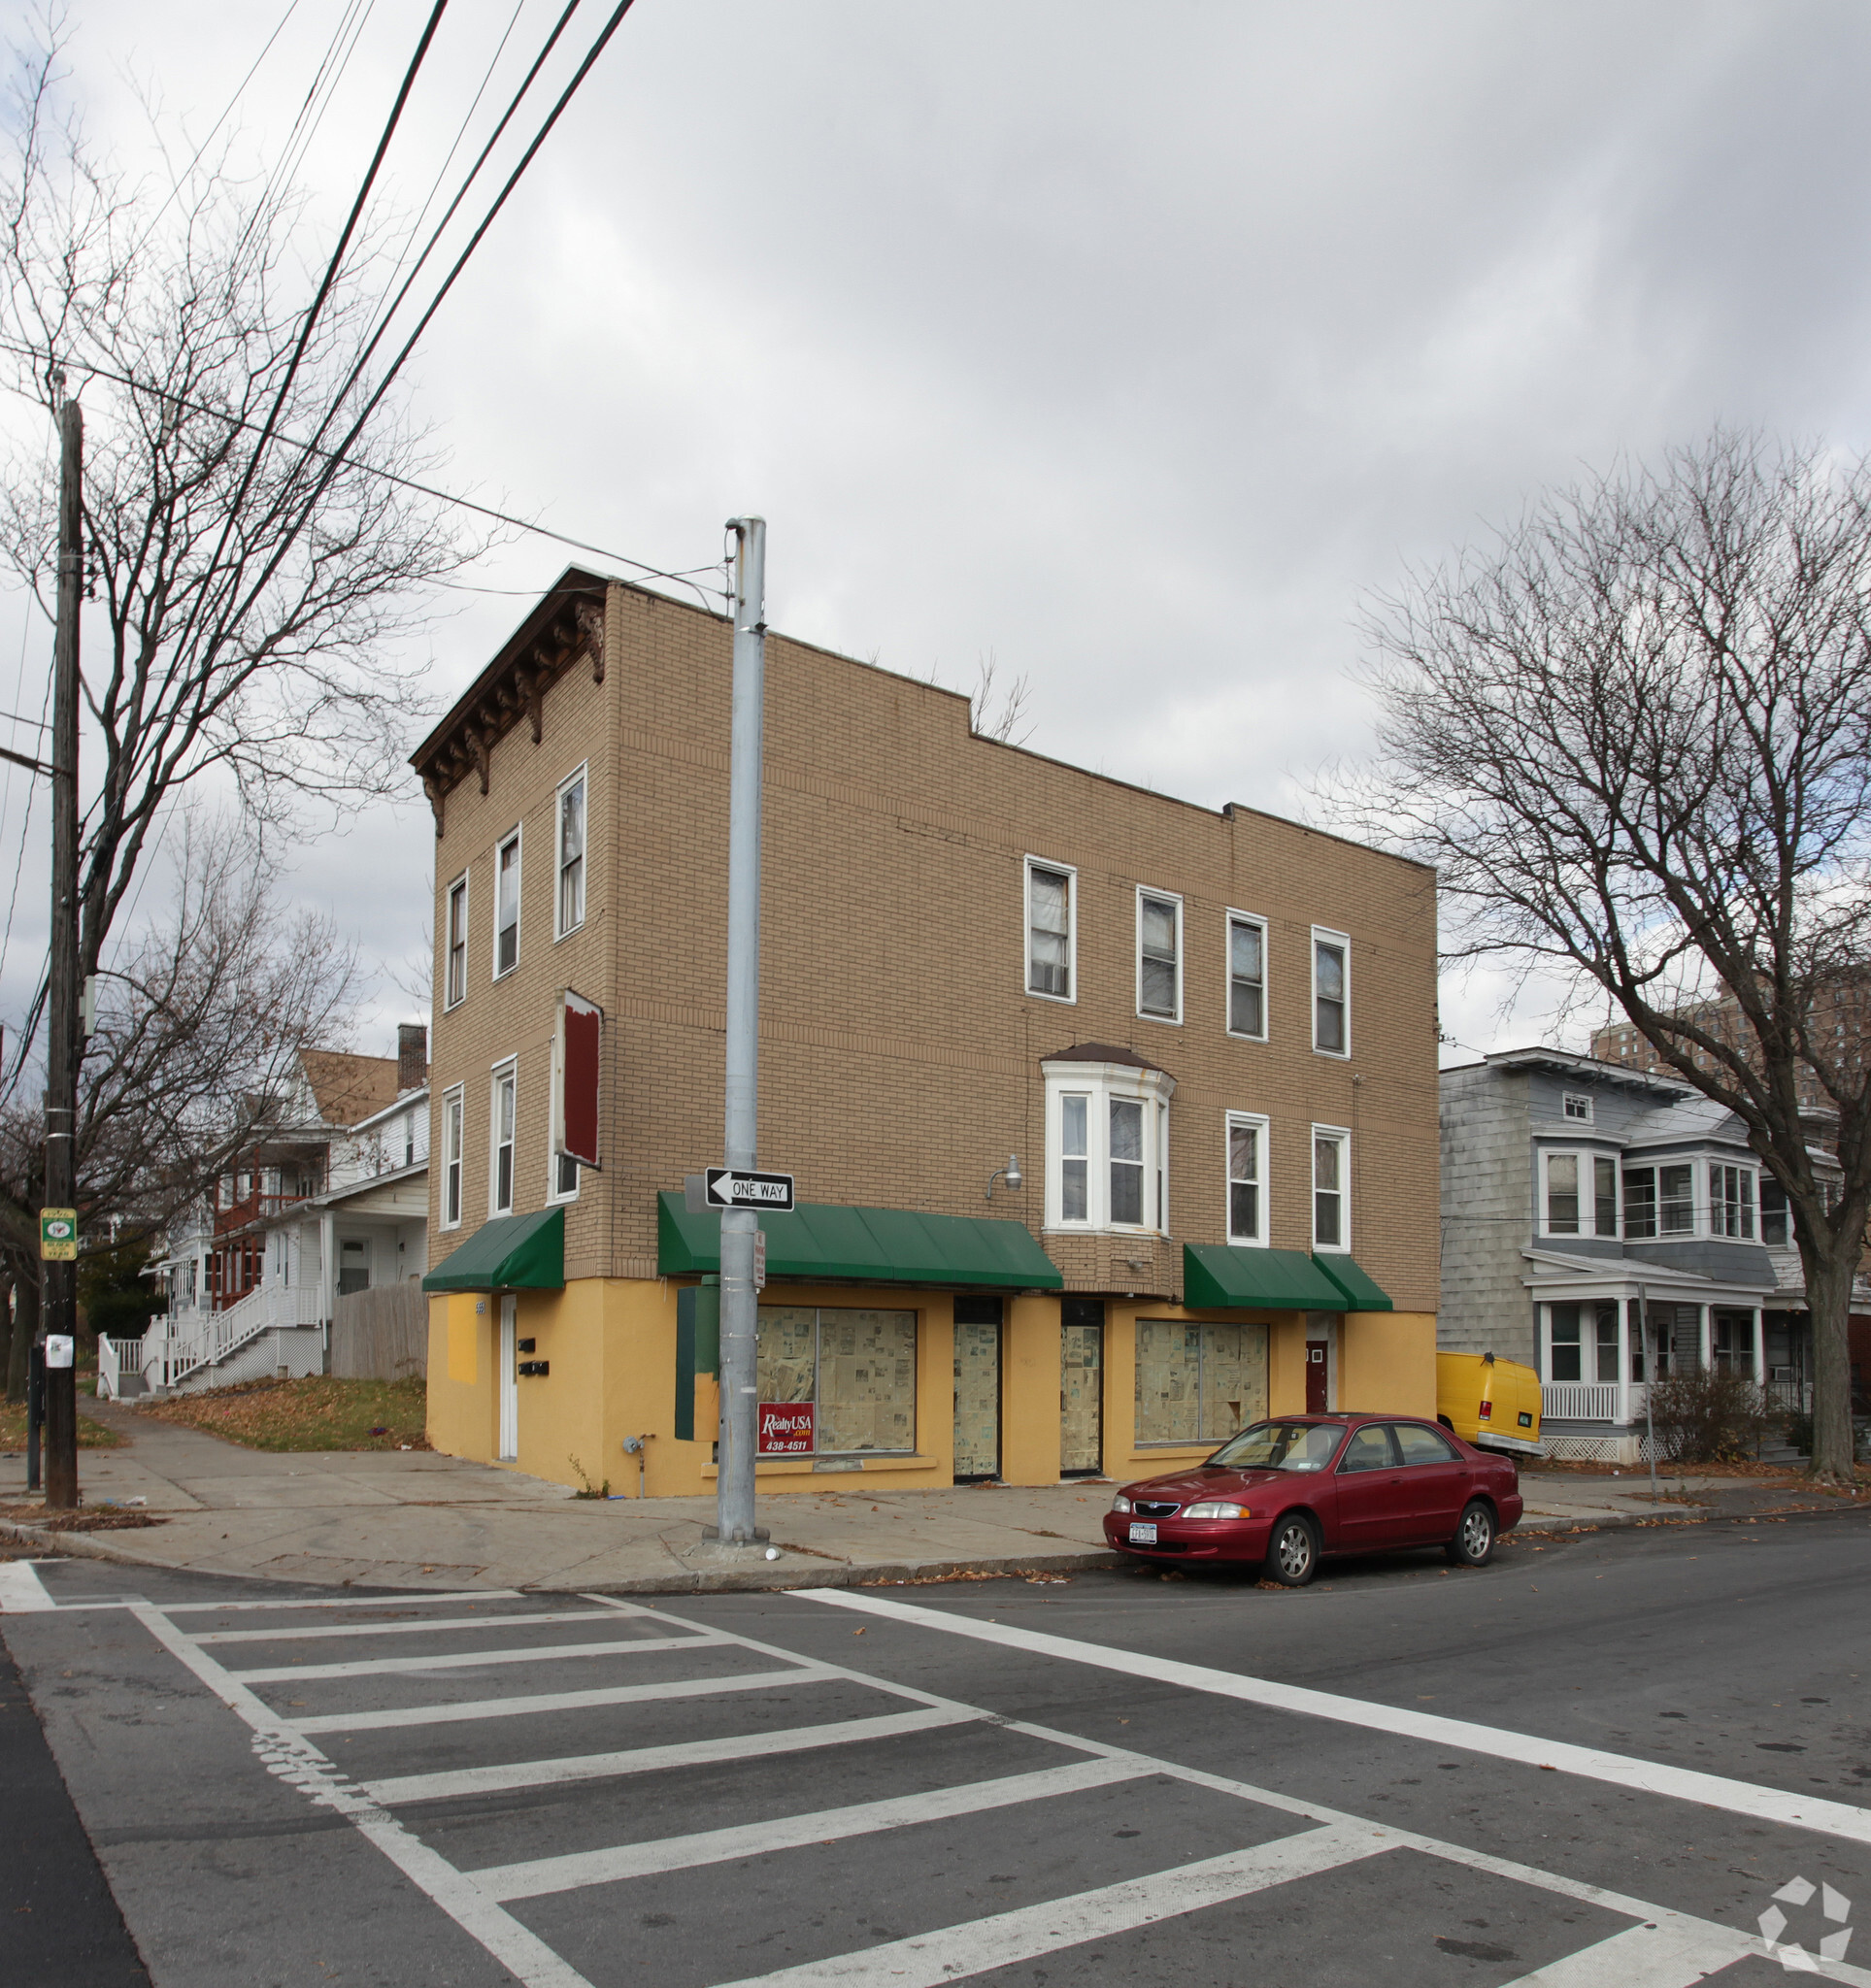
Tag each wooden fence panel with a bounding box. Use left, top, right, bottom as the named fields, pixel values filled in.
left=331, top=1281, right=428, bottom=1380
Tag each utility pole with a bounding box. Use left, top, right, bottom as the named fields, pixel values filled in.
left=43, top=388, right=83, bottom=1509
left=712, top=517, right=767, bottom=1547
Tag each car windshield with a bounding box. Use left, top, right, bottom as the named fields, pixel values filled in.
left=1207, top=1421, right=1344, bottom=1472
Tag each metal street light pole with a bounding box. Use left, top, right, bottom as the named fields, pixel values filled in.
left=714, top=517, right=767, bottom=1546
left=44, top=390, right=83, bottom=1509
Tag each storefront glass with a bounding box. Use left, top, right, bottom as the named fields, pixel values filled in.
left=756, top=1305, right=917, bottom=1455
left=1134, top=1320, right=1269, bottom=1445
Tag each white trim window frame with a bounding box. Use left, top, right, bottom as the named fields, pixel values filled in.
left=444, top=873, right=469, bottom=1011
left=1561, top=1090, right=1593, bottom=1123
left=1024, top=857, right=1077, bottom=1003
left=493, top=827, right=521, bottom=979
left=1312, top=1124, right=1351, bottom=1252
left=1539, top=1146, right=1620, bottom=1239
left=554, top=764, right=587, bottom=941
left=1710, top=1161, right=1756, bottom=1241
left=489, top=1059, right=518, bottom=1216
left=1043, top=1058, right=1177, bottom=1234
left=546, top=1037, right=581, bottom=1206
left=1312, top=926, right=1351, bottom=1058
left=1135, top=886, right=1184, bottom=1025
left=440, top=1085, right=465, bottom=1230
left=1225, top=911, right=1268, bottom=1042
left=1225, top=1110, right=1270, bottom=1246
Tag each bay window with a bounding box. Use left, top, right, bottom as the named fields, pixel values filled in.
left=1710, top=1164, right=1755, bottom=1240
left=1044, top=1054, right=1175, bottom=1233
left=1761, top=1176, right=1789, bottom=1246
left=1543, top=1150, right=1620, bottom=1237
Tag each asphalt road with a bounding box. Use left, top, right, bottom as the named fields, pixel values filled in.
left=3, top=1512, right=1869, bottom=1987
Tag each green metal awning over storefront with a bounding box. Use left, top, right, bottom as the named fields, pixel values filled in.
left=422, top=1207, right=565, bottom=1293
left=1182, top=1242, right=1393, bottom=1312
left=657, top=1192, right=1063, bottom=1290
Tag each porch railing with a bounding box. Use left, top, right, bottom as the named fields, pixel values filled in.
left=1765, top=1379, right=1813, bottom=1415
left=144, top=1279, right=324, bottom=1388
left=1542, top=1382, right=1620, bottom=1422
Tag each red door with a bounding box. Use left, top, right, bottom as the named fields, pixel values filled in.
left=1305, top=1342, right=1328, bottom=1413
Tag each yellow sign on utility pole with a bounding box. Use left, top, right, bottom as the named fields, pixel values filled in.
left=39, top=1208, right=77, bottom=1261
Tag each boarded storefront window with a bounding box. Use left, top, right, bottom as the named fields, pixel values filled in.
left=1134, top=1320, right=1268, bottom=1446
left=756, top=1306, right=917, bottom=1454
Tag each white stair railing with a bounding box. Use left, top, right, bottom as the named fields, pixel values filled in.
left=148, top=1281, right=325, bottom=1388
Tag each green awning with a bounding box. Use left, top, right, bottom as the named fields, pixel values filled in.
left=657, top=1192, right=1062, bottom=1290
left=1182, top=1242, right=1390, bottom=1312
left=422, top=1207, right=565, bottom=1293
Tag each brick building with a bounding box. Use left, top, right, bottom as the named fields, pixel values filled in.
left=416, top=569, right=1441, bottom=1495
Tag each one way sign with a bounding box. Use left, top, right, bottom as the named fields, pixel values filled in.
left=704, top=1167, right=795, bottom=1212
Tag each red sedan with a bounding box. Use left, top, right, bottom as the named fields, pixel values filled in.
left=1103, top=1413, right=1523, bottom=1586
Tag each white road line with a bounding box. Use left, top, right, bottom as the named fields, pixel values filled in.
left=0, top=1562, right=54, bottom=1612
left=230, top=1635, right=712, bottom=1684
left=474, top=1756, right=1149, bottom=1902
left=287, top=1666, right=835, bottom=1734
left=196, top=1609, right=618, bottom=1645
left=130, top=1607, right=594, bottom=1988
left=159, top=1590, right=523, bottom=1613
left=795, top=1588, right=1871, bottom=1849
left=710, top=1821, right=1387, bottom=1988
left=364, top=1706, right=979, bottom=1806
left=1495, top=1919, right=1749, bottom=1986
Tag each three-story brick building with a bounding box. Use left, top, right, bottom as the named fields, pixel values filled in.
left=418, top=568, right=1440, bottom=1494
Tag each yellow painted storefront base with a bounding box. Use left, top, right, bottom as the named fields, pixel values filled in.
left=425, top=1281, right=1440, bottom=1495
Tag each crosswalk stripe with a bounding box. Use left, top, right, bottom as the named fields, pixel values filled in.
left=710, top=1821, right=1387, bottom=1988
left=230, top=1635, right=712, bottom=1683
left=196, top=1609, right=617, bottom=1645
left=472, top=1756, right=1150, bottom=1902
left=159, top=1591, right=523, bottom=1613
left=364, top=1706, right=979, bottom=1806
left=286, top=1666, right=834, bottom=1734
left=1493, top=1919, right=1752, bottom=1985
left=0, top=1562, right=55, bottom=1612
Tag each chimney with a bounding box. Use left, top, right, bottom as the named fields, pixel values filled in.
left=397, top=1023, right=428, bottom=1092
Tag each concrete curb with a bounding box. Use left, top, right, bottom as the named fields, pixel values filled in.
left=0, top=1517, right=1127, bottom=1592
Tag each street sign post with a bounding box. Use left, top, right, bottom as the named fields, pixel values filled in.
left=703, top=1167, right=794, bottom=1212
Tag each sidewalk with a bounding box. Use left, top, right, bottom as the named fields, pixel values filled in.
left=0, top=1402, right=1123, bottom=1592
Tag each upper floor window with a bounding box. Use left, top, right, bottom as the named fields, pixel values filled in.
left=1025, top=859, right=1075, bottom=1001
left=1313, top=929, right=1350, bottom=1056
left=490, top=1063, right=517, bottom=1214
left=1227, top=913, right=1267, bottom=1040
left=1044, top=1056, right=1175, bottom=1233
left=445, top=875, right=468, bottom=1008
left=556, top=770, right=586, bottom=939
left=1313, top=1126, right=1350, bottom=1250
left=1137, top=889, right=1183, bottom=1022
left=1226, top=1112, right=1267, bottom=1245
left=1761, top=1176, right=1789, bottom=1246
left=1542, top=1150, right=1618, bottom=1236
left=495, top=831, right=520, bottom=977
left=1623, top=1162, right=1693, bottom=1239
left=1710, top=1163, right=1755, bottom=1240
left=441, top=1087, right=464, bottom=1229
left=1562, top=1091, right=1592, bottom=1122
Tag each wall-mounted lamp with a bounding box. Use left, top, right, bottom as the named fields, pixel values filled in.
left=985, top=1153, right=1022, bottom=1202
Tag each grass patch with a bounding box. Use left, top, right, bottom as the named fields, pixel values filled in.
left=0, top=1401, right=123, bottom=1450
left=138, top=1375, right=430, bottom=1452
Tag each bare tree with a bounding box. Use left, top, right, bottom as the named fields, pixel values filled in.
left=971, top=651, right=1036, bottom=746
left=1340, top=430, right=1871, bottom=1482
left=0, top=23, right=479, bottom=1072
left=0, top=812, right=361, bottom=1370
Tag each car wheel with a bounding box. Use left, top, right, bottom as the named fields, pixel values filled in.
left=1263, top=1513, right=1320, bottom=1587
left=1445, top=1499, right=1495, bottom=1567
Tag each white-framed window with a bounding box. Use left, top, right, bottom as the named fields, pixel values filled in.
left=1226, top=1111, right=1269, bottom=1245
left=1543, top=1300, right=1622, bottom=1383
left=440, top=1086, right=464, bottom=1229
left=445, top=874, right=468, bottom=1009
left=494, top=829, right=521, bottom=977
left=1312, top=927, right=1350, bottom=1057
left=1562, top=1091, right=1593, bottom=1123
left=1540, top=1149, right=1618, bottom=1237
left=1136, top=887, right=1183, bottom=1023
left=1024, top=858, right=1076, bottom=1002
left=1043, top=1056, right=1176, bottom=1233
left=1226, top=911, right=1267, bottom=1041
left=1622, top=1162, right=1695, bottom=1238
left=1710, top=1163, right=1755, bottom=1240
left=555, top=766, right=586, bottom=940
left=547, top=1045, right=581, bottom=1205
left=490, top=1061, right=517, bottom=1215
left=1312, top=1125, right=1350, bottom=1251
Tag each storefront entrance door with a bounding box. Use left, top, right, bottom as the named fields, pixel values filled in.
left=1060, top=1300, right=1104, bottom=1475
left=498, top=1294, right=518, bottom=1462
left=1306, top=1341, right=1328, bottom=1414
left=952, top=1298, right=1003, bottom=1480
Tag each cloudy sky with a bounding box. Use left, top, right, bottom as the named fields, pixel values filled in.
left=3, top=0, right=1870, bottom=1065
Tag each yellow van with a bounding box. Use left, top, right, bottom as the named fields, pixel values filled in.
left=1437, top=1350, right=1543, bottom=1458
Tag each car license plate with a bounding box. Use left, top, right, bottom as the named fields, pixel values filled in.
left=1128, top=1522, right=1157, bottom=1544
